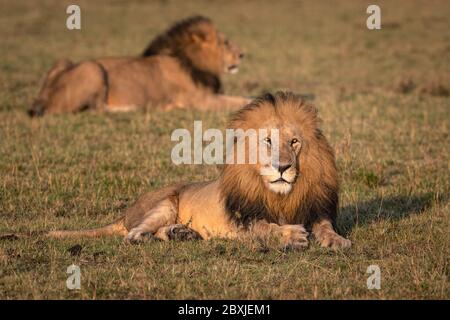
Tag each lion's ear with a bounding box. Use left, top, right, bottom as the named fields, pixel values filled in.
left=189, top=27, right=210, bottom=43
left=190, top=25, right=215, bottom=44
left=190, top=33, right=205, bottom=44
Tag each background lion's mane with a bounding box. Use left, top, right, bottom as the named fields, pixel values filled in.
left=141, top=16, right=222, bottom=92
left=142, top=15, right=212, bottom=56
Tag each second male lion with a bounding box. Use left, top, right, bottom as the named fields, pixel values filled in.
left=29, top=16, right=248, bottom=116
left=13, top=92, right=351, bottom=250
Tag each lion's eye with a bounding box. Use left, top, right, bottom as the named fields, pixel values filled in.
left=264, top=137, right=272, bottom=145
left=291, top=138, right=299, bottom=146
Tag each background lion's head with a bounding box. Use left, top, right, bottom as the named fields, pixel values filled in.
left=142, top=16, right=244, bottom=77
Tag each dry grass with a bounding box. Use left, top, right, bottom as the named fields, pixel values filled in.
left=0, top=0, right=449, bottom=299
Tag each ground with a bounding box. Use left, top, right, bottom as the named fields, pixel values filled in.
left=0, top=0, right=449, bottom=299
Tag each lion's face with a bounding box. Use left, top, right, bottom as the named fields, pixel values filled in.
left=230, top=120, right=302, bottom=195
left=217, top=32, right=244, bottom=74
left=182, top=23, right=244, bottom=76
left=256, top=122, right=302, bottom=195
left=143, top=17, right=244, bottom=77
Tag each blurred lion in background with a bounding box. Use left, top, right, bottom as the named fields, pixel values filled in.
left=29, top=16, right=248, bottom=116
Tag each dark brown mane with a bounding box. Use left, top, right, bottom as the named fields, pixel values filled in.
left=142, top=16, right=212, bottom=56
left=220, top=92, right=339, bottom=229
left=141, top=16, right=222, bottom=93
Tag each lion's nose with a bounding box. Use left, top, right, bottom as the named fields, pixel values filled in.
left=277, top=164, right=291, bottom=174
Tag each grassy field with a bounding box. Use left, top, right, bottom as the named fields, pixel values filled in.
left=0, top=0, right=449, bottom=299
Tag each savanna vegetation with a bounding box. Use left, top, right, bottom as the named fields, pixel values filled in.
left=0, top=0, right=448, bottom=299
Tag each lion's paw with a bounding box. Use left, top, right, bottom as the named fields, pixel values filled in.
left=279, top=224, right=309, bottom=250
left=319, top=233, right=351, bottom=250
left=167, top=224, right=202, bottom=241
left=125, top=227, right=159, bottom=244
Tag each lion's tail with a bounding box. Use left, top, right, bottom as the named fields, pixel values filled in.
left=0, top=216, right=127, bottom=240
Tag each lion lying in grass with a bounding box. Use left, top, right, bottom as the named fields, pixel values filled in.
left=29, top=16, right=248, bottom=116
left=12, top=92, right=351, bottom=250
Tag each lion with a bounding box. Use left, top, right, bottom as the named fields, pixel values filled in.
left=28, top=16, right=248, bottom=116
left=8, top=92, right=351, bottom=250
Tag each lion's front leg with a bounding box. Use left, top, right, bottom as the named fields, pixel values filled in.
left=312, top=219, right=351, bottom=250
left=250, top=220, right=309, bottom=250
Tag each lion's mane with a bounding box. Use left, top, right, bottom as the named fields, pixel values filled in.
left=220, top=92, right=339, bottom=229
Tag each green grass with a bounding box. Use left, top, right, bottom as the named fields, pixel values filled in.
left=0, top=0, right=449, bottom=299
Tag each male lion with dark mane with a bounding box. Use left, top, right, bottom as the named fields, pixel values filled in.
left=28, top=16, right=248, bottom=116
left=8, top=92, right=351, bottom=250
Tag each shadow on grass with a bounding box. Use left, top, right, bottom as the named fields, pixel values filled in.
left=338, top=193, right=446, bottom=235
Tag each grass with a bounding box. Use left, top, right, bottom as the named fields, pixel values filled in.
left=0, top=0, right=449, bottom=299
